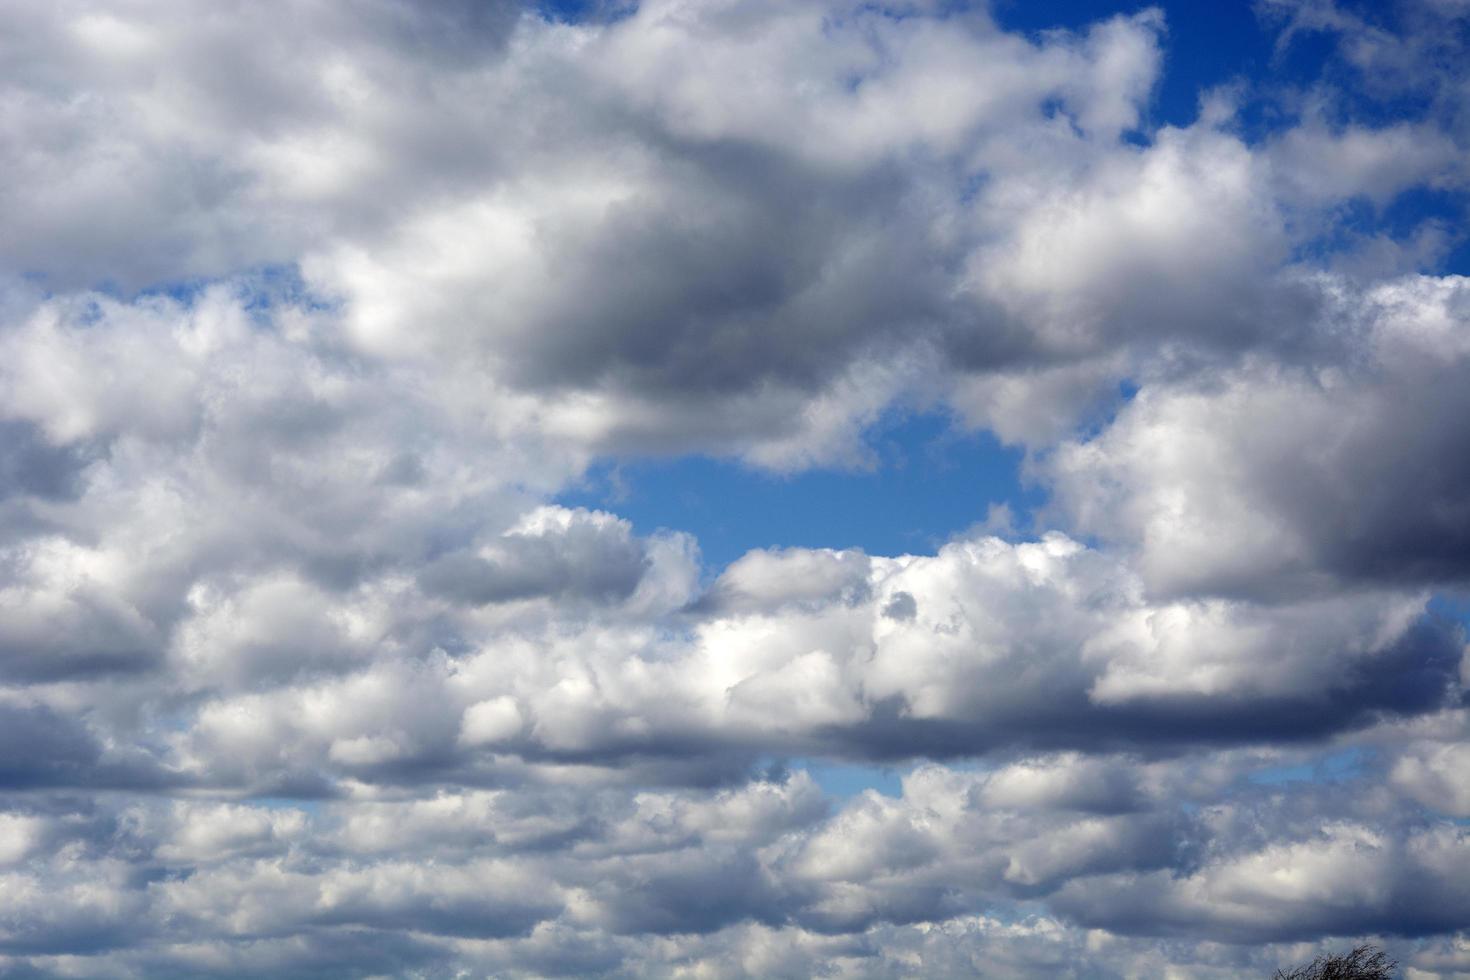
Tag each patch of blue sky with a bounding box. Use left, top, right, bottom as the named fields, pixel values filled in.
left=1428, top=593, right=1470, bottom=636
left=250, top=797, right=325, bottom=818
left=1246, top=746, right=1369, bottom=787
left=798, top=759, right=908, bottom=800
left=1439, top=229, right=1470, bottom=278
left=1374, top=188, right=1470, bottom=275
left=995, top=0, right=1441, bottom=154
left=77, top=264, right=345, bottom=337
left=39, top=263, right=339, bottom=331
left=535, top=0, right=635, bottom=25
left=557, top=410, right=1044, bottom=572
left=1290, top=186, right=1470, bottom=275
left=133, top=263, right=333, bottom=312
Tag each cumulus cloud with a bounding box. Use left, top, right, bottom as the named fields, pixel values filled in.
left=4, top=754, right=1470, bottom=976
left=1048, top=275, right=1470, bottom=596
left=3, top=0, right=1470, bottom=975
left=5, top=528, right=1448, bottom=803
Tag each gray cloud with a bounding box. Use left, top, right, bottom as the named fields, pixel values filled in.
left=1048, top=277, right=1470, bottom=597
left=419, top=508, right=652, bottom=606
left=0, top=421, right=95, bottom=503
left=0, top=750, right=1467, bottom=976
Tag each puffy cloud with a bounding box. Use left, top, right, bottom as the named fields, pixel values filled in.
left=2, top=749, right=1469, bottom=975
left=1053, top=821, right=1470, bottom=944
left=1048, top=275, right=1470, bottom=596
left=3, top=0, right=1470, bottom=974
left=418, top=507, right=655, bottom=607
left=0, top=0, right=1261, bottom=463
left=1390, top=734, right=1470, bottom=816
left=104, top=532, right=1448, bottom=798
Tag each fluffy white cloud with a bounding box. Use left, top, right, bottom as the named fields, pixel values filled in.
left=21, top=530, right=1423, bottom=797
left=3, top=0, right=1470, bottom=975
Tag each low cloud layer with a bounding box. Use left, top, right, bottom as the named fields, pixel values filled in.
left=3, top=0, right=1470, bottom=976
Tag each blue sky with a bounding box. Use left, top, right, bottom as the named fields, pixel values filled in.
left=558, top=410, right=1045, bottom=570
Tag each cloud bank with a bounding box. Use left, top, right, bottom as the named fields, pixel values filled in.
left=2, top=0, right=1469, bottom=976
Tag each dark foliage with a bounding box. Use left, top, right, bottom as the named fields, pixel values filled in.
left=1272, top=945, right=1397, bottom=980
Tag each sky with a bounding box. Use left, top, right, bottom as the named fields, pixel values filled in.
left=1, top=0, right=1469, bottom=977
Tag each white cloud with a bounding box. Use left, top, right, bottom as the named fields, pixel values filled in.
left=2, top=0, right=1470, bottom=974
